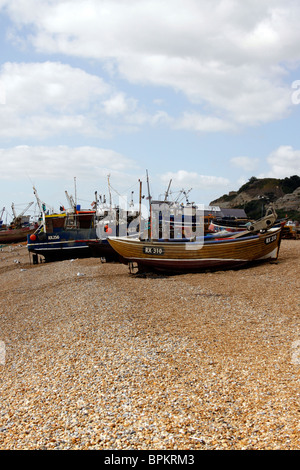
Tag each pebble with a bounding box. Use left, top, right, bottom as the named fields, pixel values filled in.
left=0, top=240, right=299, bottom=450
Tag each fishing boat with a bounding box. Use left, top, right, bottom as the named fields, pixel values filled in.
left=107, top=206, right=282, bottom=273
left=27, top=200, right=144, bottom=262
left=0, top=224, right=37, bottom=244
left=0, top=202, right=37, bottom=244
left=27, top=183, right=124, bottom=262
left=281, top=220, right=300, bottom=239
left=27, top=207, right=97, bottom=262
left=108, top=227, right=282, bottom=273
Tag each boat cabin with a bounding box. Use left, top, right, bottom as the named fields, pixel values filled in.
left=43, top=210, right=96, bottom=233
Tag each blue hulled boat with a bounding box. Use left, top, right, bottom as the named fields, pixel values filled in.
left=27, top=208, right=97, bottom=262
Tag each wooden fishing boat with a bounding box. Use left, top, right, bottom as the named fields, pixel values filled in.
left=0, top=202, right=37, bottom=244
left=107, top=226, right=282, bottom=273
left=0, top=224, right=37, bottom=244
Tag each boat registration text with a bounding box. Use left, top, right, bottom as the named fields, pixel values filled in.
left=143, top=246, right=165, bottom=255
left=265, top=234, right=277, bottom=244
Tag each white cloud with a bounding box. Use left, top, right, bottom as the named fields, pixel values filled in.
left=103, top=93, right=137, bottom=116
left=0, top=59, right=236, bottom=137
left=0, top=61, right=111, bottom=138
left=230, top=156, right=260, bottom=172
left=161, top=170, right=230, bottom=190
left=1, top=0, right=298, bottom=127
left=263, top=145, right=300, bottom=178
left=0, top=145, right=137, bottom=180
left=1, top=61, right=109, bottom=112
left=174, top=112, right=235, bottom=133
left=0, top=61, right=156, bottom=138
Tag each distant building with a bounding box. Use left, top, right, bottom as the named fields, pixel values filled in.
left=215, top=207, right=248, bottom=219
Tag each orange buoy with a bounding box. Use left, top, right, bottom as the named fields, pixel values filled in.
left=30, top=234, right=37, bottom=241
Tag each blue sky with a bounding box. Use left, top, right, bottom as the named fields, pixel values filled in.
left=0, top=0, right=300, bottom=222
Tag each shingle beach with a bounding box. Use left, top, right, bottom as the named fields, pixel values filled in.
left=0, top=240, right=299, bottom=450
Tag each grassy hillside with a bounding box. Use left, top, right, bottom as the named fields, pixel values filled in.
left=211, top=175, right=300, bottom=221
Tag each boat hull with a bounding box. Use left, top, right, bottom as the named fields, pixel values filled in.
left=0, top=226, right=36, bottom=244
left=27, top=229, right=97, bottom=262
left=108, top=227, right=282, bottom=273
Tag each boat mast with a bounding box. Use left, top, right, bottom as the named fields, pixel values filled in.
left=130, top=191, right=134, bottom=208
left=146, top=169, right=152, bottom=209
left=164, top=179, right=172, bottom=202
left=74, top=177, right=77, bottom=209
left=11, top=203, right=17, bottom=220
left=146, top=170, right=152, bottom=239
left=65, top=191, right=75, bottom=210
left=139, top=179, right=142, bottom=239
left=107, top=174, right=112, bottom=212
left=33, top=186, right=46, bottom=215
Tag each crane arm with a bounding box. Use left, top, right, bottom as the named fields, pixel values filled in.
left=65, top=191, right=75, bottom=209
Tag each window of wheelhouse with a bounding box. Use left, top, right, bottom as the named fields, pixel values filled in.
left=45, top=216, right=65, bottom=232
